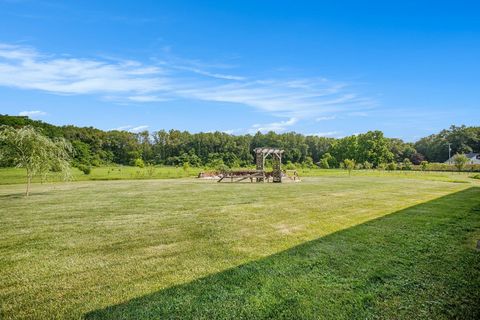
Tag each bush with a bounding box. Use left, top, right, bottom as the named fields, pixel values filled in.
left=133, top=158, right=145, bottom=168
left=403, top=158, right=412, bottom=170
left=318, top=158, right=330, bottom=169
left=77, top=164, right=91, bottom=175
left=304, top=156, right=314, bottom=168
left=285, top=161, right=296, bottom=170
left=217, top=164, right=230, bottom=173
left=377, top=163, right=386, bottom=170
left=363, top=161, right=372, bottom=170
left=470, top=174, right=480, bottom=180
left=420, top=161, right=429, bottom=171
left=386, top=162, right=397, bottom=171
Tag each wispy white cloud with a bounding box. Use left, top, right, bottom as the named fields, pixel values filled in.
left=129, top=125, right=149, bottom=133
left=18, top=110, right=46, bottom=117
left=306, top=131, right=340, bottom=137
left=171, top=64, right=246, bottom=81
left=112, top=125, right=149, bottom=133
left=127, top=95, right=170, bottom=102
left=0, top=43, right=375, bottom=132
left=0, top=43, right=167, bottom=96
left=248, top=117, right=298, bottom=133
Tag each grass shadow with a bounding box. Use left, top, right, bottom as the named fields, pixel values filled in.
left=85, top=188, right=480, bottom=319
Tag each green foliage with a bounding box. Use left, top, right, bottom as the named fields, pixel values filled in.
left=77, top=164, right=92, bottom=175
left=386, top=162, right=397, bottom=171
left=318, top=158, right=330, bottom=169
left=470, top=174, right=480, bottom=179
left=133, top=158, right=145, bottom=168
left=403, top=158, right=412, bottom=170
left=0, top=125, right=71, bottom=195
left=377, top=163, right=386, bottom=170
left=415, top=125, right=480, bottom=162
left=363, top=161, right=372, bottom=170
left=330, top=131, right=394, bottom=167
left=420, top=161, right=429, bottom=171
left=388, top=138, right=416, bottom=162
left=285, top=161, right=296, bottom=170
left=452, top=153, right=469, bottom=171
left=318, top=152, right=336, bottom=168
left=182, top=162, right=190, bottom=172
left=1, top=115, right=479, bottom=172
left=343, top=159, right=355, bottom=176
left=303, top=156, right=314, bottom=168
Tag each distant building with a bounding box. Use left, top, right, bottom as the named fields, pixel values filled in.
left=445, top=152, right=480, bottom=164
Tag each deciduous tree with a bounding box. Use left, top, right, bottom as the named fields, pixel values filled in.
left=0, top=126, right=72, bottom=196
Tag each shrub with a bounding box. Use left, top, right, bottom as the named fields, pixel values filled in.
left=217, top=164, right=230, bottom=173
left=182, top=162, right=190, bottom=172
left=403, top=158, right=412, bottom=170
left=318, top=158, right=330, bottom=169
left=207, top=158, right=224, bottom=170
left=285, top=161, right=296, bottom=170
left=304, top=156, right=314, bottom=168
left=320, top=152, right=337, bottom=168
left=133, top=158, right=145, bottom=168
left=77, top=164, right=91, bottom=175
left=363, top=161, right=372, bottom=170
left=420, top=161, right=429, bottom=171
left=377, top=163, right=386, bottom=170
left=386, top=162, right=397, bottom=171
left=470, top=174, right=480, bottom=180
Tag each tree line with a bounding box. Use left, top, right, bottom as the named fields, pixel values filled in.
left=1, top=115, right=479, bottom=169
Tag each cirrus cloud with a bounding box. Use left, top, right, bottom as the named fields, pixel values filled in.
left=18, top=110, right=47, bottom=117
left=0, top=43, right=374, bottom=131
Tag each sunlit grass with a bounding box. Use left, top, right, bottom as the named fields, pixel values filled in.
left=0, top=173, right=479, bottom=319
left=0, top=166, right=202, bottom=185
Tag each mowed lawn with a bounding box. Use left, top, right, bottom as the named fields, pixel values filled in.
left=0, top=173, right=479, bottom=319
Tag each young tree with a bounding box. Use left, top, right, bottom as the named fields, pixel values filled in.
left=420, top=160, right=429, bottom=171
left=0, top=126, right=72, bottom=196
left=343, top=159, right=355, bottom=176
left=452, top=153, right=469, bottom=172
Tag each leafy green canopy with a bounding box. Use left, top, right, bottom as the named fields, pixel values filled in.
left=0, top=125, right=71, bottom=195
left=1, top=115, right=479, bottom=168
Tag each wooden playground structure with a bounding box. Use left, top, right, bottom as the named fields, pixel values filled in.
left=215, top=148, right=299, bottom=183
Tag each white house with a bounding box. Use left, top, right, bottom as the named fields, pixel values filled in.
left=445, top=152, right=480, bottom=164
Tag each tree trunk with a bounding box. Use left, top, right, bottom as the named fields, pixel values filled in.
left=26, top=174, right=31, bottom=197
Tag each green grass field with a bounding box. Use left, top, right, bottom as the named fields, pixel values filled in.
left=0, top=166, right=203, bottom=185
left=1, top=170, right=479, bottom=319
left=1, top=166, right=478, bottom=186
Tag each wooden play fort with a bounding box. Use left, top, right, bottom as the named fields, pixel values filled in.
left=217, top=148, right=298, bottom=183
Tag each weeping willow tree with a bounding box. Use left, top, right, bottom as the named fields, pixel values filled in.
left=0, top=125, right=72, bottom=196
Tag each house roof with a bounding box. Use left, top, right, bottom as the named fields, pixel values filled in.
left=445, top=152, right=480, bottom=164
left=465, top=152, right=479, bottom=159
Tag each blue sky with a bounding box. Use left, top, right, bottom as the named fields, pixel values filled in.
left=0, top=0, right=479, bottom=141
